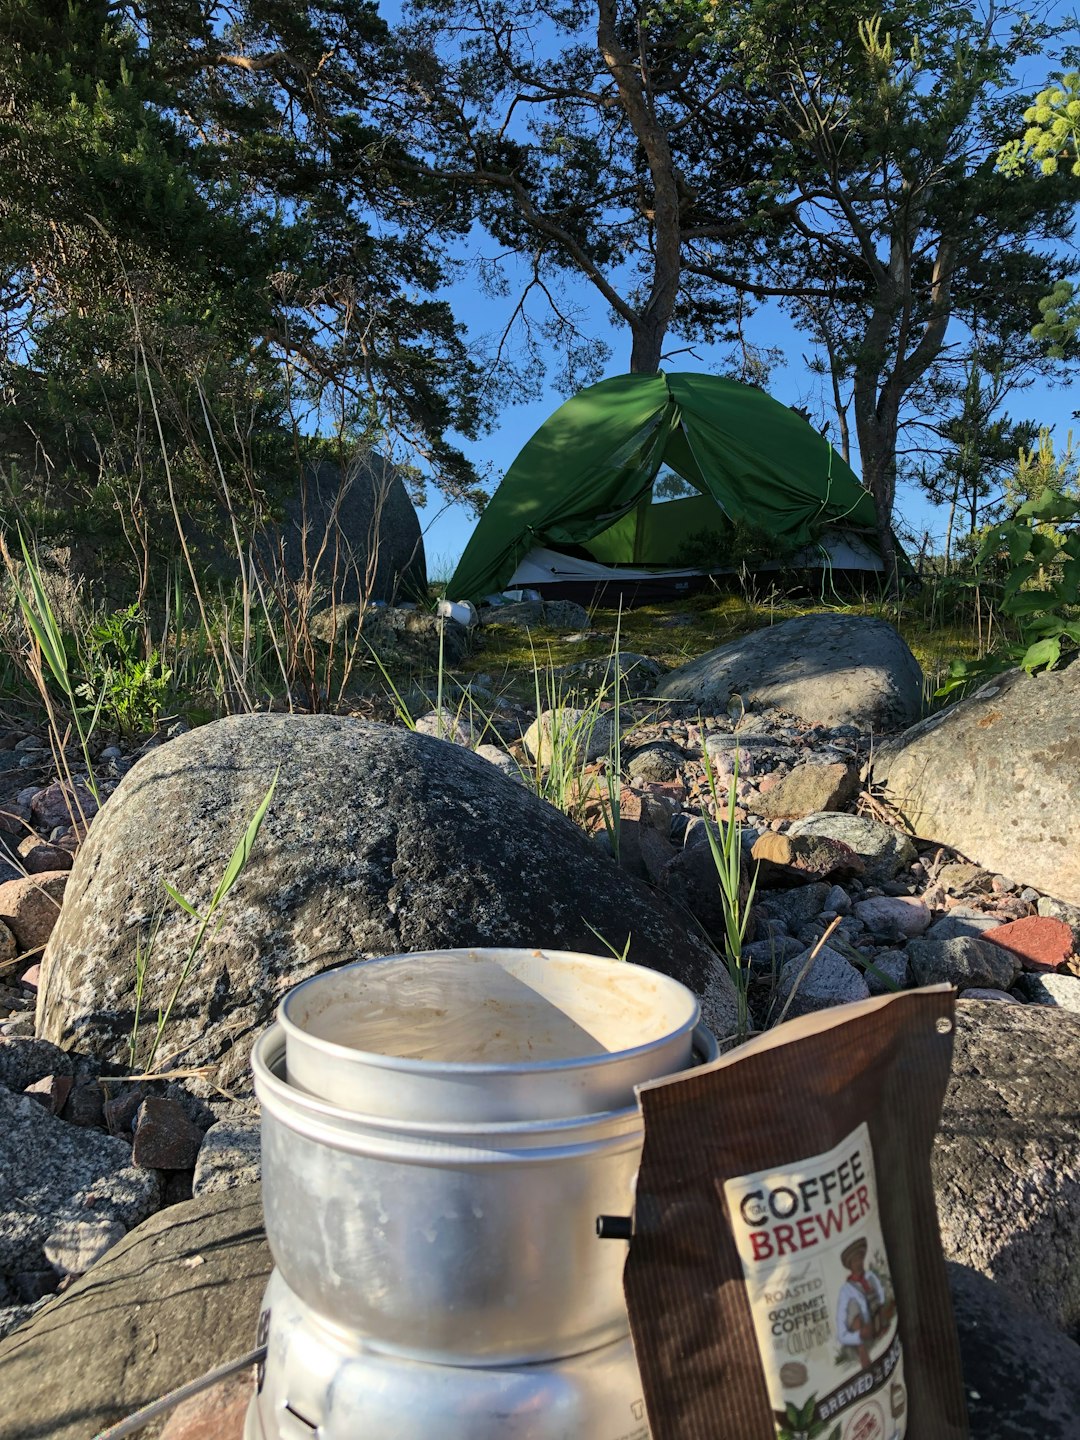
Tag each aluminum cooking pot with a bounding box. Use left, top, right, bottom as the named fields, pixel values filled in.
left=256, top=1026, right=653, bottom=1363
left=278, top=947, right=702, bottom=1122
left=254, top=948, right=715, bottom=1365
left=249, top=1019, right=714, bottom=1365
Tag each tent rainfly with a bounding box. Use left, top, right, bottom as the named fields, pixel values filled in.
left=448, top=372, right=887, bottom=604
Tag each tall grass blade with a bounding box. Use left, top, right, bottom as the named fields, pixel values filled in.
left=212, top=769, right=279, bottom=906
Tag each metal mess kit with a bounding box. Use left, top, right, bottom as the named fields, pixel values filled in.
left=244, top=947, right=716, bottom=1440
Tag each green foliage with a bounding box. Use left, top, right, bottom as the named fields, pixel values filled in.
left=79, top=605, right=172, bottom=737
left=660, top=0, right=1079, bottom=548
left=937, top=486, right=1080, bottom=695
left=674, top=520, right=799, bottom=572
left=6, top=532, right=102, bottom=804
left=776, top=1393, right=840, bottom=1440
left=997, top=71, right=1080, bottom=360
left=998, top=73, right=1080, bottom=178
left=1007, top=428, right=1079, bottom=511
left=528, top=643, right=612, bottom=827
left=0, top=0, right=486, bottom=534
left=1031, top=279, right=1080, bottom=359
left=914, top=356, right=1039, bottom=539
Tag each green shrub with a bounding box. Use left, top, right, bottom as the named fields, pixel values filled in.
left=938, top=486, right=1080, bottom=695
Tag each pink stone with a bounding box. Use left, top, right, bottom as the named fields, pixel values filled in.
left=616, top=787, right=642, bottom=823
left=29, top=781, right=98, bottom=834
left=23, top=1074, right=73, bottom=1114
left=0, top=871, right=68, bottom=953
left=981, top=916, right=1074, bottom=973
left=159, top=1370, right=253, bottom=1440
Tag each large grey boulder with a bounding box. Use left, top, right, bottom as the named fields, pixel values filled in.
left=872, top=662, right=1080, bottom=906
left=37, top=716, right=739, bottom=1093
left=933, top=1000, right=1080, bottom=1336
left=257, top=454, right=426, bottom=603
left=0, top=454, right=427, bottom=630
left=653, top=612, right=924, bottom=729
left=0, top=1185, right=269, bottom=1440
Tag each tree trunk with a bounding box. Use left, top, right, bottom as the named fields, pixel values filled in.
left=856, top=406, right=902, bottom=595
left=944, top=492, right=957, bottom=576
left=597, top=1, right=681, bottom=378
left=629, top=320, right=666, bottom=374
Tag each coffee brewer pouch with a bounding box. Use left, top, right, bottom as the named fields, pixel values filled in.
left=623, top=987, right=968, bottom=1440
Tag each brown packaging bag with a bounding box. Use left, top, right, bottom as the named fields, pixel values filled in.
left=624, top=987, right=968, bottom=1440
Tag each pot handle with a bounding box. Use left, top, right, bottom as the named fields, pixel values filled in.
left=596, top=1214, right=633, bottom=1240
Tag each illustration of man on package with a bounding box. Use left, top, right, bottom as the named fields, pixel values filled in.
left=835, top=1238, right=897, bottom=1371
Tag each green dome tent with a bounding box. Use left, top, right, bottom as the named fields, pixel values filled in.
left=448, top=372, right=885, bottom=603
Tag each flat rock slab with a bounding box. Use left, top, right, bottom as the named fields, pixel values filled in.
left=873, top=663, right=1080, bottom=906
left=149, top=1278, right=1080, bottom=1440
left=1, top=1192, right=1069, bottom=1440
left=0, top=1086, right=160, bottom=1276
left=653, top=612, right=924, bottom=730
left=0, top=1185, right=269, bottom=1440
left=933, top=1000, right=1080, bottom=1335
left=949, top=1263, right=1080, bottom=1439
left=787, top=812, right=917, bottom=882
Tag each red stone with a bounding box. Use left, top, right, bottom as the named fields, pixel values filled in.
left=616, top=787, right=642, bottom=823
left=159, top=1370, right=253, bottom=1440
left=981, top=916, right=1074, bottom=973
left=131, top=1096, right=205, bottom=1169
